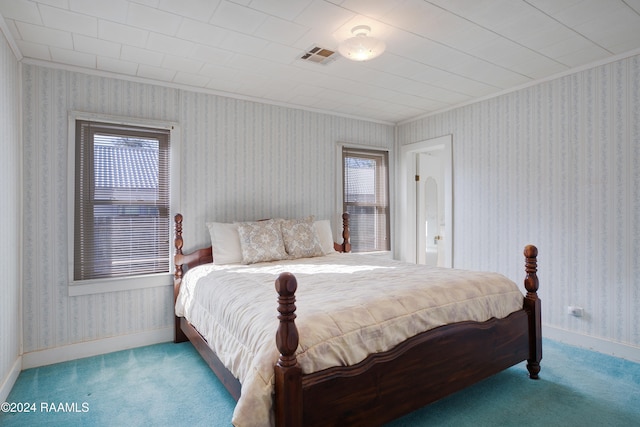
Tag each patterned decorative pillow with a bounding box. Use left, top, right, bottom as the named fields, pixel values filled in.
left=236, top=219, right=289, bottom=264
left=281, top=216, right=325, bottom=259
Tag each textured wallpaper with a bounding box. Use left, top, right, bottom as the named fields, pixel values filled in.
left=0, top=30, right=21, bottom=392
left=20, top=64, right=394, bottom=354
left=398, top=54, right=640, bottom=352
left=19, top=53, right=639, bottom=359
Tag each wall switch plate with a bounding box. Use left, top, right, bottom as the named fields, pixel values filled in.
left=567, top=306, right=584, bottom=317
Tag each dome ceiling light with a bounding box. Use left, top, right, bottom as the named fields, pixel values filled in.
left=338, top=25, right=386, bottom=61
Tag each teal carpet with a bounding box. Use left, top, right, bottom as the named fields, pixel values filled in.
left=2, top=339, right=639, bottom=426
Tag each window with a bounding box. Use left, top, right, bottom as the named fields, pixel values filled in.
left=342, top=147, right=390, bottom=252
left=73, top=120, right=170, bottom=281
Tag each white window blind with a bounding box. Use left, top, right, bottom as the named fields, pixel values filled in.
left=342, top=147, right=390, bottom=252
left=74, top=120, right=170, bottom=281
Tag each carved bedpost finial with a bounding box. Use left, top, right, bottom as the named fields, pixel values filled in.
left=274, top=272, right=303, bottom=426
left=524, top=244, right=539, bottom=297
left=275, top=272, right=299, bottom=367
left=342, top=212, right=351, bottom=253
left=174, top=214, right=184, bottom=281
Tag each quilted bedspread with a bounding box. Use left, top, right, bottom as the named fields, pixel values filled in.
left=175, top=253, right=524, bottom=427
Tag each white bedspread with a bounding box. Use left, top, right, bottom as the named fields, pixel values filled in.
left=175, top=253, right=524, bottom=427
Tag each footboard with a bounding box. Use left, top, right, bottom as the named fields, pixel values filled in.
left=274, top=245, right=542, bottom=427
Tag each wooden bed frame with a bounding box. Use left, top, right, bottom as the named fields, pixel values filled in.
left=173, top=213, right=542, bottom=427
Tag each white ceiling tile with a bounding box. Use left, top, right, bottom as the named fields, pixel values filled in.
left=50, top=46, right=96, bottom=68
left=98, top=20, right=148, bottom=48
left=158, top=0, right=220, bottom=22
left=439, top=25, right=500, bottom=53
left=448, top=57, right=531, bottom=89
left=609, top=38, right=640, bottom=55
left=626, top=0, right=640, bottom=13
left=97, top=56, right=138, bottom=75
left=137, top=64, right=176, bottom=81
left=73, top=34, right=121, bottom=58
left=291, top=29, right=340, bottom=53
left=258, top=43, right=301, bottom=63
left=146, top=32, right=194, bottom=56
left=254, top=15, right=308, bottom=45
left=339, top=0, right=403, bottom=20
left=126, top=2, right=182, bottom=35
left=69, top=0, right=129, bottom=23
left=176, top=18, right=228, bottom=47
left=293, top=0, right=354, bottom=31
left=2, top=0, right=640, bottom=123
left=36, top=0, right=72, bottom=7
left=190, top=44, right=235, bottom=65
left=219, top=31, right=269, bottom=56
left=548, top=0, right=614, bottom=27
left=426, top=74, right=498, bottom=98
left=16, top=21, right=73, bottom=49
left=200, top=63, right=252, bottom=82
left=287, top=93, right=322, bottom=108
left=209, top=1, right=266, bottom=32
left=554, top=46, right=613, bottom=69
left=172, top=71, right=210, bottom=87
left=363, top=53, right=426, bottom=80
left=0, top=0, right=43, bottom=24
left=539, top=35, right=609, bottom=67
left=573, top=9, right=640, bottom=52
left=121, top=44, right=164, bottom=66
left=130, top=0, right=160, bottom=7
left=515, top=25, right=581, bottom=52
left=39, top=5, right=97, bottom=37
left=471, top=38, right=558, bottom=75
left=15, top=39, right=51, bottom=60
left=249, top=0, right=313, bottom=21
left=524, top=0, right=584, bottom=16
left=162, top=54, right=204, bottom=73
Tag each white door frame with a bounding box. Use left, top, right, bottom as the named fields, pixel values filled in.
left=396, top=134, right=453, bottom=267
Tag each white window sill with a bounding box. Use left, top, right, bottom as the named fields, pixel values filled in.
left=68, top=273, right=173, bottom=296
left=353, top=250, right=393, bottom=258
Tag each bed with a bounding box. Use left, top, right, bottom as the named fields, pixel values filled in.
left=173, top=213, right=542, bottom=427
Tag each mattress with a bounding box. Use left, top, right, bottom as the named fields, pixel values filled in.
left=175, top=253, right=524, bottom=427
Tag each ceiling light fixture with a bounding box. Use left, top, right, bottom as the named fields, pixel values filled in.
left=338, top=25, right=386, bottom=61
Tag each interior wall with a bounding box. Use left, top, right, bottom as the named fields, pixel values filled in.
left=397, top=54, right=640, bottom=358
left=0, top=28, right=21, bottom=399
left=21, top=63, right=394, bottom=357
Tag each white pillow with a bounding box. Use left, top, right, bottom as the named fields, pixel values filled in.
left=205, top=222, right=242, bottom=265
left=314, top=219, right=336, bottom=254
left=236, top=219, right=289, bottom=264
left=281, top=216, right=324, bottom=259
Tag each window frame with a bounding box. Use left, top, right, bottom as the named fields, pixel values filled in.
left=339, top=143, right=391, bottom=253
left=67, top=112, right=180, bottom=296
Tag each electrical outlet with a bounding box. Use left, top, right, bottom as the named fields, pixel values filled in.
left=567, top=306, right=584, bottom=317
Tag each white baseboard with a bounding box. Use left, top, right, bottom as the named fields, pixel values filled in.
left=544, top=324, right=640, bottom=363
left=0, top=356, right=22, bottom=402
left=21, top=327, right=174, bottom=369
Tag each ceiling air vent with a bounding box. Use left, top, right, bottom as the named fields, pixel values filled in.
left=299, top=45, right=338, bottom=65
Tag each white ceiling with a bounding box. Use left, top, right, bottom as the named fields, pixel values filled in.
left=1, top=0, right=640, bottom=124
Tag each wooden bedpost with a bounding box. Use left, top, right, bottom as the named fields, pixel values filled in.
left=173, top=214, right=188, bottom=343
left=275, top=272, right=303, bottom=427
left=333, top=212, right=352, bottom=253
left=523, top=245, right=542, bottom=379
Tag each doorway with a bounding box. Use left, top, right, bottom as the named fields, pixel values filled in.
left=397, top=135, right=452, bottom=267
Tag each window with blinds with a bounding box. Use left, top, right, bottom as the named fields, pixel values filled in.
left=342, top=147, right=390, bottom=252
left=74, top=120, right=170, bottom=281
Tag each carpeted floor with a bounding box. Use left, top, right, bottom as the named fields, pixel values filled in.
left=1, top=339, right=639, bottom=426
